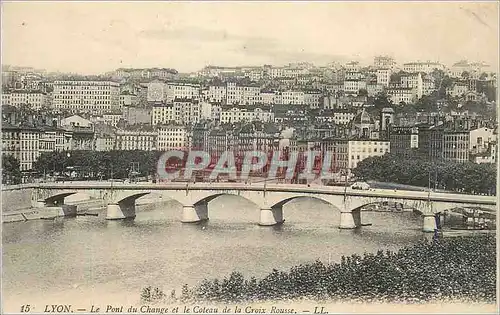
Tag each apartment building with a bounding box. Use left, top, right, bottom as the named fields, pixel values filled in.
left=419, top=124, right=470, bottom=163
left=1, top=91, right=49, bottom=110
left=226, top=82, right=261, bottom=105
left=156, top=125, right=188, bottom=151
left=173, top=99, right=202, bottom=124
left=152, top=99, right=210, bottom=125
left=346, top=139, right=390, bottom=170
left=119, top=92, right=138, bottom=106
left=374, top=56, right=397, bottom=70
left=303, top=90, right=323, bottom=108
left=400, top=73, right=423, bottom=99
left=281, top=91, right=305, bottom=105
left=343, top=79, right=367, bottom=95
left=469, top=127, right=496, bottom=154
left=207, top=83, right=227, bottom=103
left=39, top=127, right=68, bottom=153
left=386, top=86, right=417, bottom=104
left=447, top=60, right=492, bottom=79
left=52, top=80, right=120, bottom=114
left=402, top=61, right=445, bottom=74
left=220, top=106, right=274, bottom=124
left=165, top=82, right=201, bottom=102
left=115, top=127, right=157, bottom=151
left=446, top=81, right=470, bottom=97
left=152, top=104, right=174, bottom=125
left=102, top=113, right=122, bottom=127
left=376, top=69, right=391, bottom=87
left=320, top=138, right=390, bottom=173
left=2, top=125, right=40, bottom=171
left=422, top=75, right=437, bottom=96
left=94, top=123, right=116, bottom=151
left=389, top=126, right=419, bottom=155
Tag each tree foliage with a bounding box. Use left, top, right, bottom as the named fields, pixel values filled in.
left=176, top=236, right=496, bottom=303
left=33, top=150, right=164, bottom=179
left=373, top=92, right=393, bottom=113
left=358, top=88, right=368, bottom=97
left=352, top=152, right=496, bottom=195
left=2, top=154, right=22, bottom=184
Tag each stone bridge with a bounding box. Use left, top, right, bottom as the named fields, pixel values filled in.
left=21, top=182, right=496, bottom=232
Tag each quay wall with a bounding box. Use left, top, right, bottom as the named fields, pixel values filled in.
left=2, top=187, right=34, bottom=212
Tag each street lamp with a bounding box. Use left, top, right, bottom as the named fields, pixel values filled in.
left=341, top=168, right=349, bottom=202
left=64, top=152, right=71, bottom=177
left=129, top=162, right=139, bottom=183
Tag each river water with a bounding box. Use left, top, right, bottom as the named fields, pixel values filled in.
left=3, top=196, right=429, bottom=312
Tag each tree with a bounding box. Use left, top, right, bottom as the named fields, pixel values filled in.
left=374, top=92, right=393, bottom=111
left=390, top=71, right=404, bottom=84
left=32, top=151, right=67, bottom=175
left=358, top=89, right=368, bottom=97
left=2, top=154, right=22, bottom=184
left=438, top=75, right=454, bottom=98
left=414, top=95, right=438, bottom=112
left=180, top=284, right=192, bottom=302
left=352, top=153, right=496, bottom=195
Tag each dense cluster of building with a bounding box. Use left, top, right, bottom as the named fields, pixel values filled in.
left=1, top=58, right=497, bottom=176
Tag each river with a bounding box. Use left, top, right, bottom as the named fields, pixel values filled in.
left=3, top=195, right=430, bottom=312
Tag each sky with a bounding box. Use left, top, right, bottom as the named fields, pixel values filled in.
left=2, top=1, right=499, bottom=74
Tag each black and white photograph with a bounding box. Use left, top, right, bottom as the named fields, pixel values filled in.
left=1, top=1, right=498, bottom=314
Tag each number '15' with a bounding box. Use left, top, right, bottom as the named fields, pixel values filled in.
left=21, top=305, right=31, bottom=312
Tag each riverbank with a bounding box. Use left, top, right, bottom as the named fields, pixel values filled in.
left=150, top=235, right=496, bottom=304
left=2, top=199, right=106, bottom=223
left=2, top=197, right=175, bottom=223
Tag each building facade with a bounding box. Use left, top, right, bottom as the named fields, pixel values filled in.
left=115, top=128, right=157, bottom=151
left=52, top=80, right=120, bottom=114
left=2, top=91, right=48, bottom=110
left=419, top=125, right=470, bottom=163
left=156, top=125, right=188, bottom=151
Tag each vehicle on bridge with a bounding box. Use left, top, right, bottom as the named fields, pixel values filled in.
left=351, top=181, right=370, bottom=190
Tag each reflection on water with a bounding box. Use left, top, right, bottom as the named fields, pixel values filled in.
left=3, top=196, right=425, bottom=308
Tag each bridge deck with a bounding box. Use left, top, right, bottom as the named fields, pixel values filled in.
left=7, top=181, right=496, bottom=206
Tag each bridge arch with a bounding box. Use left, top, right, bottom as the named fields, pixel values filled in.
left=269, top=195, right=342, bottom=211
left=192, top=193, right=258, bottom=207
left=115, top=192, right=150, bottom=204
left=265, top=195, right=346, bottom=227
left=351, top=201, right=424, bottom=214
left=181, top=192, right=262, bottom=224
left=350, top=201, right=425, bottom=229
left=44, top=192, right=77, bottom=206
left=435, top=206, right=497, bottom=230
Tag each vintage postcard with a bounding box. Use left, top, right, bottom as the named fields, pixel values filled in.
left=1, top=1, right=498, bottom=314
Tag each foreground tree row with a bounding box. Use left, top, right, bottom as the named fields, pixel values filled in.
left=352, top=152, right=496, bottom=195
left=142, top=235, right=496, bottom=304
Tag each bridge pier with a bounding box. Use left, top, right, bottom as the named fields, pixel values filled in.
left=339, top=211, right=356, bottom=229
left=106, top=202, right=136, bottom=220
left=32, top=198, right=77, bottom=217
left=181, top=203, right=209, bottom=223
left=259, top=207, right=284, bottom=226
left=422, top=214, right=437, bottom=233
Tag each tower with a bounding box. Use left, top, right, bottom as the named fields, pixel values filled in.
left=380, top=107, right=395, bottom=132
